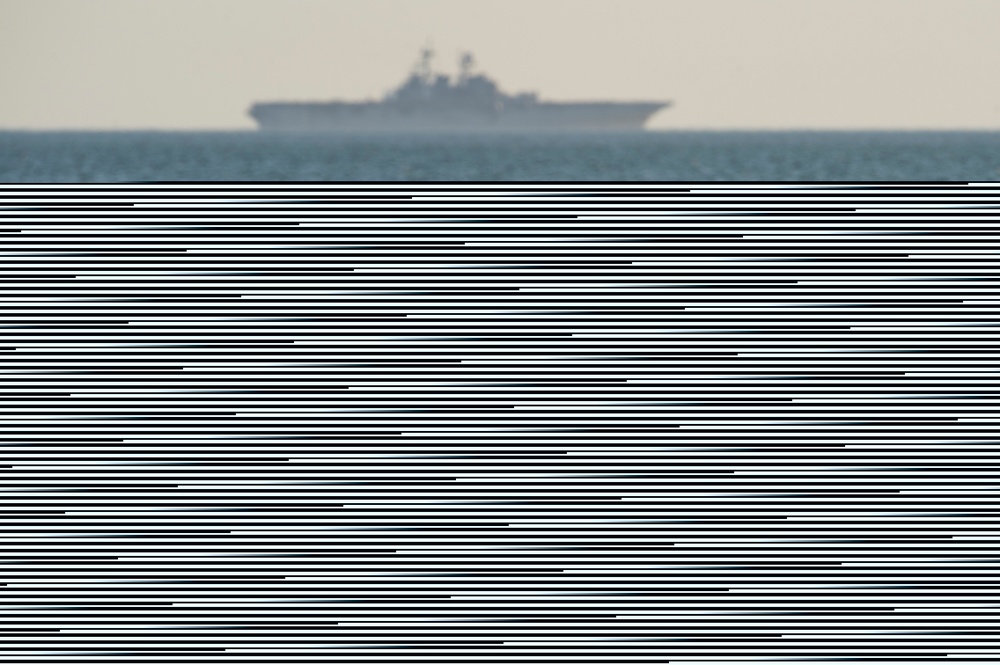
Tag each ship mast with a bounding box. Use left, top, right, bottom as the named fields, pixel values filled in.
left=415, top=46, right=434, bottom=82
left=458, top=52, right=475, bottom=84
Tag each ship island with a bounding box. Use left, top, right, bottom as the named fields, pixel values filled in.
left=249, top=49, right=671, bottom=133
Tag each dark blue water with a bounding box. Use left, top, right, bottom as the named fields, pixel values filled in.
left=3, top=130, right=1000, bottom=181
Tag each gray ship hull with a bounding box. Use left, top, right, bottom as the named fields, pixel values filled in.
left=249, top=101, right=669, bottom=132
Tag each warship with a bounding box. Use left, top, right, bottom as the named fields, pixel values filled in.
left=249, top=49, right=670, bottom=132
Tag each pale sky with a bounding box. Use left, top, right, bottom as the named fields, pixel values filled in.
left=2, top=0, right=1000, bottom=130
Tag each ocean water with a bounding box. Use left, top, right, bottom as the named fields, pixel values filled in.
left=2, top=130, right=1000, bottom=181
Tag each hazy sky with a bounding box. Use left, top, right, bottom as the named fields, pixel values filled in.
left=3, top=0, right=1000, bottom=130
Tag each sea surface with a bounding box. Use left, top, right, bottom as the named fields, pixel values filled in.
left=2, top=130, right=1000, bottom=181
